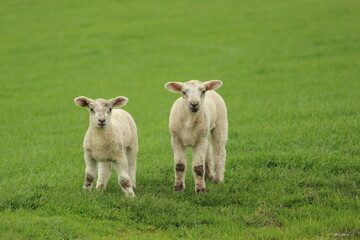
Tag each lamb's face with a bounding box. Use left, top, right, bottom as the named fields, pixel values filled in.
left=181, top=81, right=206, bottom=113
left=165, top=80, right=223, bottom=113
left=74, top=96, right=129, bottom=128
left=88, top=99, right=113, bottom=128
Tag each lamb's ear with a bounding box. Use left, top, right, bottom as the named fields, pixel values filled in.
left=74, top=96, right=93, bottom=108
left=203, top=80, right=223, bottom=91
left=164, top=82, right=184, bottom=93
left=109, top=96, right=128, bottom=108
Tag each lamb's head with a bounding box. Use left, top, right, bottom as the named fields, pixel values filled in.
left=74, top=96, right=128, bottom=128
left=165, top=80, right=222, bottom=113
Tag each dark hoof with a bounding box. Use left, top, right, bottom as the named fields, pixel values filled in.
left=174, top=184, right=184, bottom=192
left=195, top=187, right=206, bottom=193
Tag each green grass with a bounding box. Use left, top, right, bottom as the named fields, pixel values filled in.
left=0, top=0, right=359, bottom=239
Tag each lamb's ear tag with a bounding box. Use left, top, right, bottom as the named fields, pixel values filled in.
left=110, top=96, right=128, bottom=108
left=165, top=82, right=184, bottom=93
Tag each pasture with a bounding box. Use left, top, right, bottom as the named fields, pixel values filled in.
left=0, top=0, right=359, bottom=239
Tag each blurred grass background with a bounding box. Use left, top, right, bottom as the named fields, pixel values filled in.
left=0, top=0, right=359, bottom=239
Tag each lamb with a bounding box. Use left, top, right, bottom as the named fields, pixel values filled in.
left=74, top=96, right=138, bottom=198
left=164, top=80, right=228, bottom=193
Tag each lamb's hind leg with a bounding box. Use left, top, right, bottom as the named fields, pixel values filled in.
left=126, top=146, right=137, bottom=189
left=205, top=139, right=214, bottom=181
left=212, top=127, right=227, bottom=183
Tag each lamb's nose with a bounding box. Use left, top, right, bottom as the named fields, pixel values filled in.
left=98, top=119, right=106, bottom=123
left=191, top=103, right=198, bottom=107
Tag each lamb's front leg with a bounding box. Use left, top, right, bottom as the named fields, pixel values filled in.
left=83, top=151, right=96, bottom=190
left=171, top=136, right=187, bottom=192
left=192, top=139, right=207, bottom=193
left=115, top=153, right=135, bottom=198
left=96, top=162, right=112, bottom=190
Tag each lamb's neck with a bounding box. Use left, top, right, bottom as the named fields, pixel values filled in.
left=181, top=104, right=203, bottom=128
left=89, top=123, right=114, bottom=137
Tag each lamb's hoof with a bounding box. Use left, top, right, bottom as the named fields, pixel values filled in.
left=205, top=174, right=214, bottom=181
left=195, top=186, right=206, bottom=193
left=125, top=191, right=136, bottom=198
left=96, top=184, right=106, bottom=191
left=82, top=185, right=92, bottom=191
left=212, top=178, right=224, bottom=184
left=174, top=184, right=184, bottom=192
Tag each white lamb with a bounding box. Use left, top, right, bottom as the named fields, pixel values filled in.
left=74, top=96, right=138, bottom=198
left=165, top=80, right=228, bottom=193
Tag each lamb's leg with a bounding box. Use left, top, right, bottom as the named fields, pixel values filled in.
left=126, top=146, right=137, bottom=189
left=115, top=153, right=135, bottom=198
left=192, top=139, right=207, bottom=193
left=205, top=139, right=214, bottom=180
left=171, top=136, right=187, bottom=192
left=83, top=151, right=96, bottom=190
left=96, top=162, right=112, bottom=190
left=212, top=127, right=227, bottom=183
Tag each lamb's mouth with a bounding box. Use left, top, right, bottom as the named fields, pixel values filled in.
left=98, top=123, right=106, bottom=127
left=190, top=107, right=199, bottom=113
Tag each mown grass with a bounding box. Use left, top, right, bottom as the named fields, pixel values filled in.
left=0, top=0, right=359, bottom=239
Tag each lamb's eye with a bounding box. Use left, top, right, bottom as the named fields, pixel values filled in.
left=109, top=108, right=112, bottom=113
left=182, top=91, right=186, bottom=95
left=90, top=108, right=94, bottom=112
left=202, top=90, right=206, bottom=94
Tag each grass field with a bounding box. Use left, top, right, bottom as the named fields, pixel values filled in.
left=1, top=0, right=360, bottom=239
